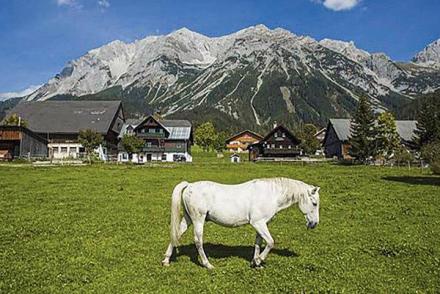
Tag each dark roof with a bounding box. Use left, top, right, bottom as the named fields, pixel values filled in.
left=4, top=101, right=122, bottom=134
left=328, top=118, right=417, bottom=142
left=161, top=119, right=192, bottom=128
left=225, top=130, right=263, bottom=143
left=262, top=125, right=300, bottom=144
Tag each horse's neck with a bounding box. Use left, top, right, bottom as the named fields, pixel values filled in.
left=276, top=182, right=298, bottom=212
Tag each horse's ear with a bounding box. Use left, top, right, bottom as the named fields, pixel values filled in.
left=310, top=186, right=320, bottom=195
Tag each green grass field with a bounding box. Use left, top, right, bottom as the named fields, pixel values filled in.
left=1, top=153, right=440, bottom=293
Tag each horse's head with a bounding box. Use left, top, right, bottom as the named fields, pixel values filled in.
left=299, top=186, right=320, bottom=229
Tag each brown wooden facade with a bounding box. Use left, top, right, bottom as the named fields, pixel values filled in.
left=0, top=126, right=48, bottom=159
left=225, top=130, right=263, bottom=153
left=248, top=125, right=301, bottom=161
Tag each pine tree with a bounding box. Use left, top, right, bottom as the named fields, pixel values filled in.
left=349, top=96, right=377, bottom=163
left=415, top=93, right=440, bottom=146
left=376, top=112, right=400, bottom=161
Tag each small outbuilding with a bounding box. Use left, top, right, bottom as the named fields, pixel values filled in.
left=0, top=125, right=48, bottom=160
left=230, top=153, right=240, bottom=163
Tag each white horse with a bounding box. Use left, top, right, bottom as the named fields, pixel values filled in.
left=162, top=178, right=320, bottom=269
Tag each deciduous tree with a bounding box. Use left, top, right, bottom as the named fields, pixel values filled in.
left=194, top=122, right=217, bottom=151
left=121, top=134, right=144, bottom=160
left=78, top=129, right=103, bottom=163
left=3, top=113, right=27, bottom=127
left=298, top=124, right=321, bottom=155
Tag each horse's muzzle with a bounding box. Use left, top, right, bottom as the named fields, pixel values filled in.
left=307, top=221, right=318, bottom=229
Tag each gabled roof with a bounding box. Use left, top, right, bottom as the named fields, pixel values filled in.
left=134, top=116, right=170, bottom=136
left=225, top=130, right=263, bottom=143
left=3, top=101, right=122, bottom=134
left=328, top=118, right=417, bottom=142
left=123, top=115, right=192, bottom=140
left=262, top=125, right=301, bottom=144
left=396, top=120, right=417, bottom=142
left=329, top=119, right=352, bottom=141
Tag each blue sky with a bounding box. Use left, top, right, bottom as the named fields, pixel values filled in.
left=0, top=0, right=439, bottom=94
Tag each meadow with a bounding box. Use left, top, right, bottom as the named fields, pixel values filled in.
left=1, top=152, right=439, bottom=293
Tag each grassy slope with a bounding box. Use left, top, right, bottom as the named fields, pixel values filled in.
left=0, top=153, right=439, bottom=293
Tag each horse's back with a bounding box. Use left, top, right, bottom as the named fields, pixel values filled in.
left=182, top=179, right=281, bottom=226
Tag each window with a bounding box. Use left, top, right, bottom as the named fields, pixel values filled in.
left=122, top=153, right=128, bottom=160
left=288, top=145, right=292, bottom=149
left=61, top=147, right=68, bottom=153
left=69, top=147, right=77, bottom=156
left=271, top=144, right=275, bottom=148
left=282, top=133, right=286, bottom=138
left=162, top=154, right=167, bottom=161
left=146, top=142, right=152, bottom=148
left=280, top=145, right=283, bottom=149
left=53, top=147, right=59, bottom=154
left=149, top=128, right=155, bottom=133
left=274, top=132, right=278, bottom=138
left=176, top=144, right=182, bottom=149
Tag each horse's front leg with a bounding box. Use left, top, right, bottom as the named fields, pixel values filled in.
left=251, top=233, right=262, bottom=267
left=251, top=221, right=274, bottom=266
left=193, top=219, right=214, bottom=270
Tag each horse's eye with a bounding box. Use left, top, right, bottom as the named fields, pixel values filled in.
left=312, top=202, right=318, bottom=207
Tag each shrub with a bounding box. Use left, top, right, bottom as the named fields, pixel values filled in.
left=421, top=142, right=440, bottom=174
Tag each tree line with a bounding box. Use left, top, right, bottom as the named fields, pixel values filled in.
left=349, top=94, right=440, bottom=173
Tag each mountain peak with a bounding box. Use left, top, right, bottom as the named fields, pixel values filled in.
left=319, top=38, right=370, bottom=62
left=413, top=38, right=440, bottom=67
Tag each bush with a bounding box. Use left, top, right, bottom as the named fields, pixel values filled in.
left=394, top=146, right=413, bottom=166
left=421, top=142, right=440, bottom=174
left=431, top=161, right=440, bottom=175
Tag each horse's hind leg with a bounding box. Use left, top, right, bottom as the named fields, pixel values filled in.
left=251, top=221, right=274, bottom=266
left=193, top=218, right=214, bottom=270
left=162, top=213, right=192, bottom=266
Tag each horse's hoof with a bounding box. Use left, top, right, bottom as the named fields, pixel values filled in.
left=204, top=263, right=215, bottom=270
left=161, top=260, right=170, bottom=267
left=251, top=258, right=262, bottom=268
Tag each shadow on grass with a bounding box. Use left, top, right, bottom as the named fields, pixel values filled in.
left=174, top=243, right=298, bottom=266
left=382, top=176, right=440, bottom=186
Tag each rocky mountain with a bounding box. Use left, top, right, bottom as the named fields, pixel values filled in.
left=10, top=25, right=440, bottom=131
left=413, top=39, right=440, bottom=68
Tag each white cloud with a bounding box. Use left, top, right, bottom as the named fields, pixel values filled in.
left=98, top=0, right=110, bottom=9
left=0, top=85, right=42, bottom=101
left=56, top=0, right=83, bottom=9
left=314, top=0, right=360, bottom=11
left=56, top=0, right=75, bottom=6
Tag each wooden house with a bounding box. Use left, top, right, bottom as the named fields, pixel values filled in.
left=118, top=115, right=193, bottom=163
left=0, top=125, right=47, bottom=160
left=3, top=101, right=125, bottom=160
left=323, top=119, right=418, bottom=159
left=225, top=130, right=263, bottom=153
left=248, top=125, right=301, bottom=161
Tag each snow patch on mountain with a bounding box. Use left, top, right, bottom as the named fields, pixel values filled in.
left=413, top=39, right=440, bottom=68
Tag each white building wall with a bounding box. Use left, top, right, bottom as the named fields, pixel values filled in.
left=117, top=151, right=193, bottom=163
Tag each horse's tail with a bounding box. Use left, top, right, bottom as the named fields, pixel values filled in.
left=170, top=181, right=189, bottom=246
